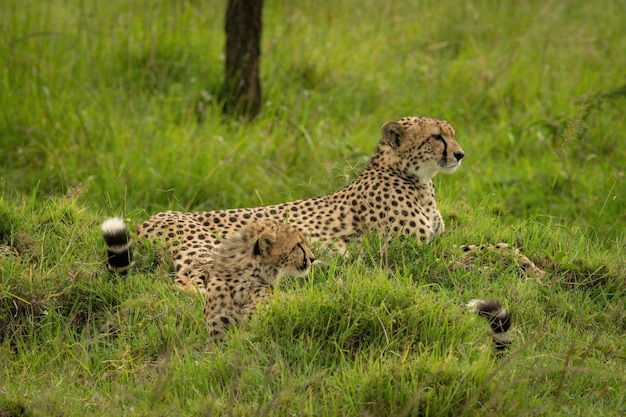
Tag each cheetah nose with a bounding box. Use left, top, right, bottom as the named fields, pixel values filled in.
left=453, top=151, right=465, bottom=161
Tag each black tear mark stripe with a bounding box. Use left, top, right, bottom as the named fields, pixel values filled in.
left=298, top=243, right=308, bottom=271
left=441, top=137, right=448, bottom=164
left=432, top=134, right=447, bottom=166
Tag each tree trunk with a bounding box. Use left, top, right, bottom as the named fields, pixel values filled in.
left=223, top=0, right=263, bottom=120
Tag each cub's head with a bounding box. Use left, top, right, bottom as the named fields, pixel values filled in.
left=216, top=220, right=314, bottom=286
left=380, top=116, right=465, bottom=180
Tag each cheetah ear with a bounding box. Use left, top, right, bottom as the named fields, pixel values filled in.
left=381, top=121, right=404, bottom=148
left=254, top=232, right=276, bottom=256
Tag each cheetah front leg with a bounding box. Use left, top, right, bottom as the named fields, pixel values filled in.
left=205, top=309, right=241, bottom=340
left=171, top=248, right=212, bottom=294
left=204, top=286, right=272, bottom=340
left=174, top=270, right=208, bottom=294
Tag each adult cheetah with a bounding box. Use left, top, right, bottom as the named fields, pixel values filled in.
left=138, top=115, right=544, bottom=285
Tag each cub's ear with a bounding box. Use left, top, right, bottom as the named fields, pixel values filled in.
left=254, top=232, right=276, bottom=256
left=381, top=121, right=404, bottom=148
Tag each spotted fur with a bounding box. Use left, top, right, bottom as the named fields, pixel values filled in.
left=0, top=245, right=20, bottom=260
left=457, top=243, right=546, bottom=279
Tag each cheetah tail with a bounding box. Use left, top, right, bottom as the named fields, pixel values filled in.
left=466, top=299, right=512, bottom=354
left=101, top=217, right=132, bottom=274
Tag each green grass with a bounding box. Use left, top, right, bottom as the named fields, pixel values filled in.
left=1, top=0, right=625, bottom=415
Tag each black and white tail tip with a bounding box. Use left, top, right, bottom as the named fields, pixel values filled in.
left=101, top=217, right=132, bottom=274
left=467, top=299, right=512, bottom=353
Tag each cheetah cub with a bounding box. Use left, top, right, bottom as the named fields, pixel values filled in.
left=202, top=219, right=314, bottom=339
left=102, top=218, right=314, bottom=340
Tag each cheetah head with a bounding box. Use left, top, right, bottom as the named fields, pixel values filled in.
left=216, top=220, right=315, bottom=286
left=380, top=116, right=465, bottom=180
left=252, top=222, right=315, bottom=285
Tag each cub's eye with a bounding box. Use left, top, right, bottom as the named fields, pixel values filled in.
left=431, top=134, right=444, bottom=142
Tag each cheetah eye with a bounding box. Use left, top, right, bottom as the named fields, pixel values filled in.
left=431, top=134, right=444, bottom=142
